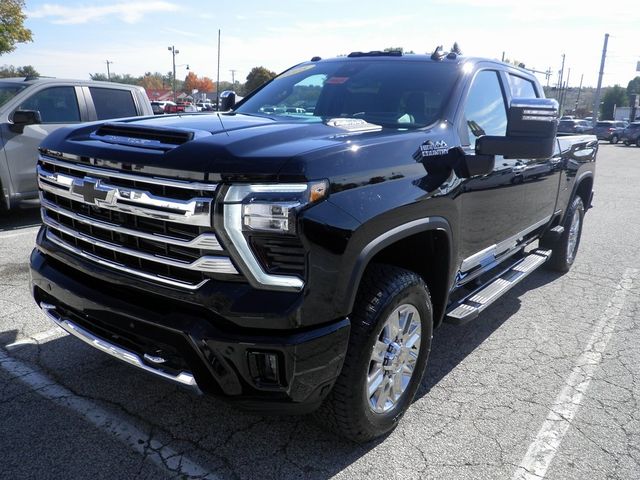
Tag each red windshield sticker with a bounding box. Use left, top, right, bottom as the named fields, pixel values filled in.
left=326, top=76, right=349, bottom=85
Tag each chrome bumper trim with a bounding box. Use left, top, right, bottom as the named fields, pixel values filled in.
left=42, top=213, right=238, bottom=274
left=39, top=302, right=200, bottom=390
left=37, top=164, right=213, bottom=227
left=40, top=196, right=222, bottom=251
left=39, top=154, right=218, bottom=191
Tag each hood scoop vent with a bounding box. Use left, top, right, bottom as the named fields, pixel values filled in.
left=91, top=123, right=196, bottom=150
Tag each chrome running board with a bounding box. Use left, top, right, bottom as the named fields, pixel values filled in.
left=445, top=249, right=552, bottom=325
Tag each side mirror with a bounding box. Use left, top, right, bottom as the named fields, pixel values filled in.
left=219, top=90, right=236, bottom=111
left=10, top=109, right=42, bottom=133
left=476, top=98, right=558, bottom=159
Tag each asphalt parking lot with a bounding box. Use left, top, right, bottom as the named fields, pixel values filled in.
left=1, top=143, right=639, bottom=480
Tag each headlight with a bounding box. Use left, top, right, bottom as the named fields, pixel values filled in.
left=222, top=180, right=329, bottom=290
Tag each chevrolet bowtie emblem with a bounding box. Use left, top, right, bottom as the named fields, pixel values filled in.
left=70, top=177, right=116, bottom=205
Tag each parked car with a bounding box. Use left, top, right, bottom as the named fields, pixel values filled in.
left=196, top=102, right=214, bottom=111
left=0, top=77, right=152, bottom=213
left=183, top=103, right=198, bottom=113
left=31, top=50, right=597, bottom=442
left=164, top=102, right=184, bottom=114
left=593, top=120, right=628, bottom=143
left=151, top=101, right=174, bottom=115
left=621, top=122, right=640, bottom=146
left=558, top=119, right=592, bottom=134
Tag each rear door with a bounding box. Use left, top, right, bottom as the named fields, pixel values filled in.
left=457, top=69, right=528, bottom=272
left=83, top=86, right=141, bottom=121
left=1, top=85, right=87, bottom=198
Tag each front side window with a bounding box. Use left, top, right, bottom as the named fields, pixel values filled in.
left=89, top=87, right=137, bottom=120
left=0, top=83, right=27, bottom=108
left=508, top=74, right=537, bottom=98
left=18, top=86, right=80, bottom=123
left=236, top=60, right=460, bottom=128
left=463, top=70, right=507, bottom=147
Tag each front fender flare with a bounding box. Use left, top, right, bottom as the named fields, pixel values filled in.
left=340, top=216, right=454, bottom=315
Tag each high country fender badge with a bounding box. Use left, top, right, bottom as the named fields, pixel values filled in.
left=419, top=140, right=449, bottom=157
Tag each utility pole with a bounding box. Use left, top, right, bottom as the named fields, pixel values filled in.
left=167, top=45, right=179, bottom=102
left=575, top=73, right=584, bottom=112
left=216, top=29, right=221, bottom=110
left=592, top=33, right=609, bottom=126
left=105, top=60, right=113, bottom=81
left=557, top=54, right=566, bottom=102
left=229, top=69, right=237, bottom=86
left=546, top=67, right=551, bottom=87
left=560, top=68, right=571, bottom=114
left=501, top=51, right=505, bottom=62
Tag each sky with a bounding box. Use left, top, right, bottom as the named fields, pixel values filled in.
left=3, top=0, right=639, bottom=89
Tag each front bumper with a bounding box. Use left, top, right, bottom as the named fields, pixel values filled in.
left=30, top=248, right=350, bottom=413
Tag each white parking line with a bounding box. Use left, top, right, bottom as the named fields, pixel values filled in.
left=0, top=227, right=40, bottom=239
left=513, top=267, right=638, bottom=480
left=5, top=326, right=66, bottom=350
left=0, top=348, right=219, bottom=479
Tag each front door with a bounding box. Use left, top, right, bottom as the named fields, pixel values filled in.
left=457, top=69, right=529, bottom=273
left=2, top=85, right=83, bottom=198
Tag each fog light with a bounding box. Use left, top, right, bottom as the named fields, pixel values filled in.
left=248, top=351, right=280, bottom=385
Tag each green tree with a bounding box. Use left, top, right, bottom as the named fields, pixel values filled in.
left=0, top=64, right=39, bottom=78
left=0, top=0, right=32, bottom=55
left=88, top=72, right=141, bottom=84
left=244, top=66, right=276, bottom=95
left=600, top=85, right=627, bottom=120
left=627, top=76, right=640, bottom=96
left=627, top=76, right=640, bottom=107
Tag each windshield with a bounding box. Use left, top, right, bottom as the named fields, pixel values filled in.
left=0, top=83, right=27, bottom=108
left=236, top=60, right=459, bottom=128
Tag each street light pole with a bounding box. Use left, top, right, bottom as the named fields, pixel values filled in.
left=167, top=45, right=179, bottom=102
left=105, top=60, right=113, bottom=81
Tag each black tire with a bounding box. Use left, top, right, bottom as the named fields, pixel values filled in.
left=623, top=141, right=630, bottom=146
left=543, top=196, right=585, bottom=272
left=317, top=264, right=433, bottom=442
left=636, top=138, right=640, bottom=147
left=610, top=135, right=619, bottom=144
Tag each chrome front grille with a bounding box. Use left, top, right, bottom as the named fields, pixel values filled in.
left=37, top=153, right=238, bottom=290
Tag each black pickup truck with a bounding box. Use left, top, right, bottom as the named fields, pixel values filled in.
left=30, top=49, right=597, bottom=442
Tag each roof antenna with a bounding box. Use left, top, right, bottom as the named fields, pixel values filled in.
left=431, top=45, right=445, bottom=61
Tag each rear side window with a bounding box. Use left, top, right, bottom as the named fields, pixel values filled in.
left=18, top=86, right=80, bottom=123
left=509, top=74, right=537, bottom=98
left=89, top=87, right=137, bottom=120
left=463, top=70, right=507, bottom=147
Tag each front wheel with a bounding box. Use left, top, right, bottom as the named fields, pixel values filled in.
left=318, top=264, right=433, bottom=442
left=610, top=135, right=619, bottom=144
left=623, top=140, right=630, bottom=146
left=636, top=138, right=640, bottom=147
left=544, top=196, right=585, bottom=272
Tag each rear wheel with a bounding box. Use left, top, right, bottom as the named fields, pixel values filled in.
left=636, top=138, right=640, bottom=147
left=623, top=140, right=630, bottom=146
left=318, top=264, right=433, bottom=442
left=544, top=196, right=585, bottom=273
left=610, top=134, right=619, bottom=144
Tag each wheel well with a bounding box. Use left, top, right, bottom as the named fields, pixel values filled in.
left=367, top=230, right=450, bottom=327
left=575, top=176, right=593, bottom=209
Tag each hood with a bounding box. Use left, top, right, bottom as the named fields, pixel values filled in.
left=40, top=113, right=441, bottom=182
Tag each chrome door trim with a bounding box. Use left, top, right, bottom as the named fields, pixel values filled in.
left=460, top=215, right=552, bottom=273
